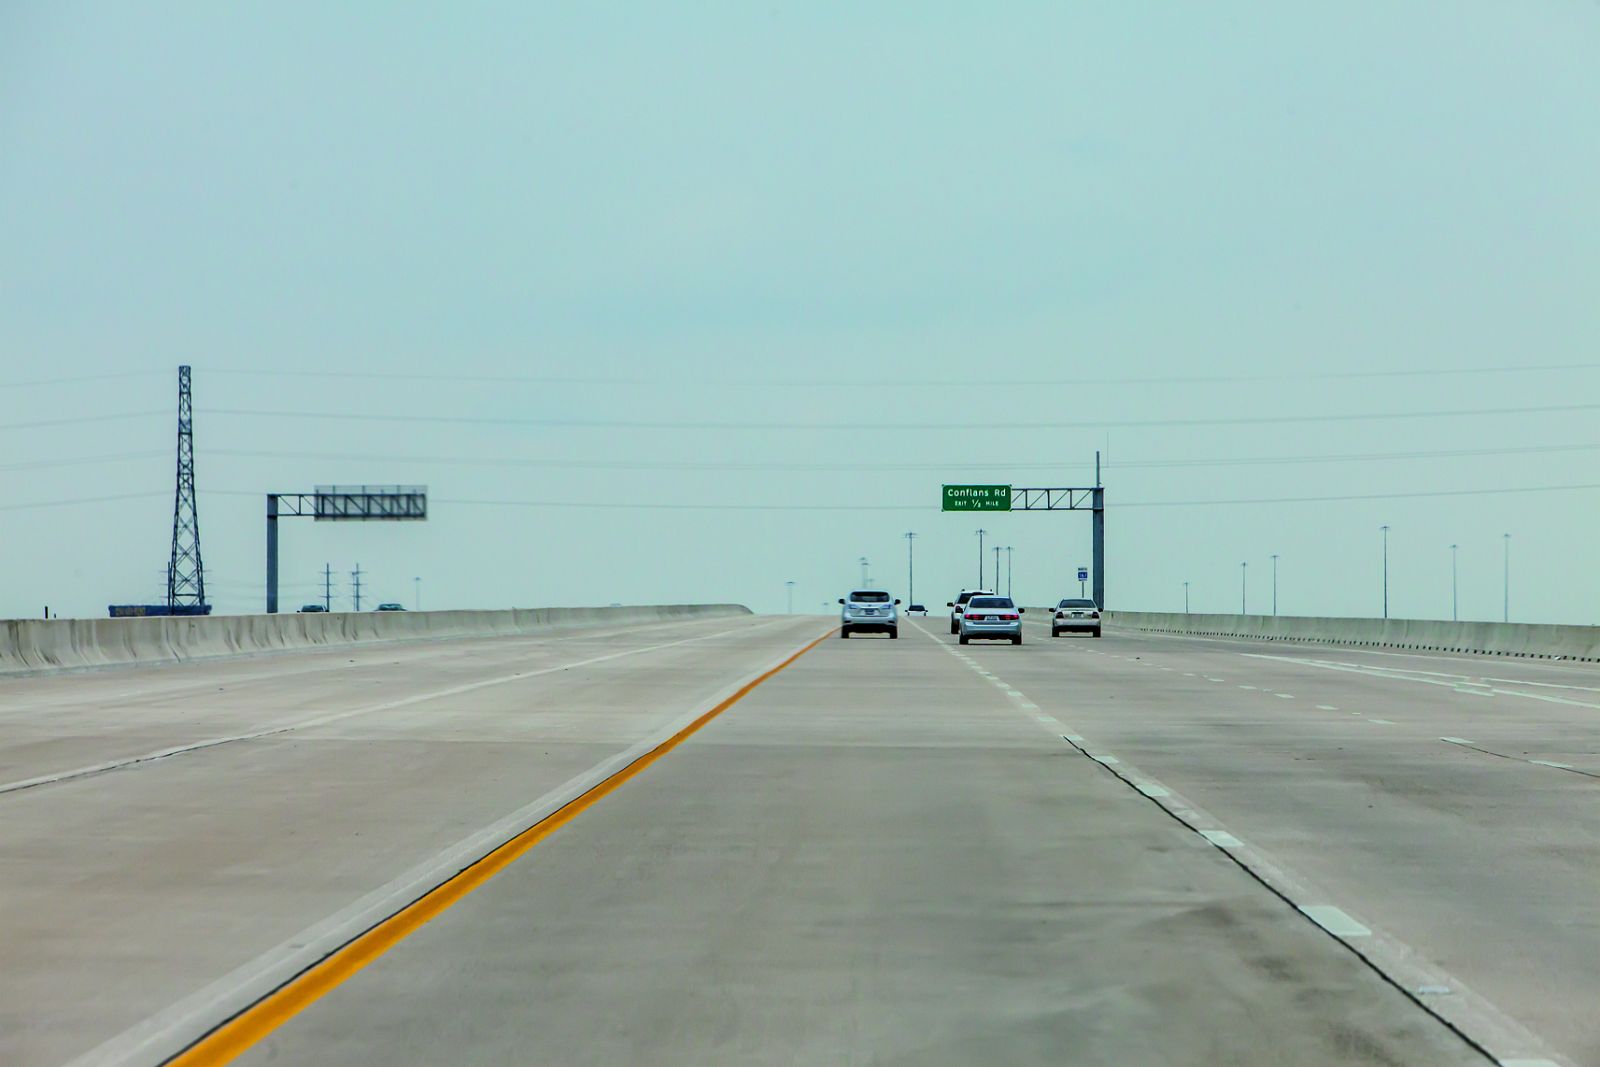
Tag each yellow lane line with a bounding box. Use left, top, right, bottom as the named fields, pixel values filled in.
left=166, top=628, right=832, bottom=1066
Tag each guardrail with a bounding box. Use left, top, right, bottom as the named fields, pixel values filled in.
left=0, top=604, right=752, bottom=676
left=1103, top=611, right=1600, bottom=662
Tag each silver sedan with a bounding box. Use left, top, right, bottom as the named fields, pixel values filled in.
left=958, top=596, right=1024, bottom=645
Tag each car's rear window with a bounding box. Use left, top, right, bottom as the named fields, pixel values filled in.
left=850, top=591, right=890, bottom=602
left=956, top=591, right=990, bottom=605
left=968, top=597, right=1013, bottom=609
left=1059, top=599, right=1096, bottom=608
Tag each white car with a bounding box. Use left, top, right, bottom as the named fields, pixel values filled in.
left=947, top=589, right=995, bottom=635
left=1051, top=598, right=1102, bottom=638
left=839, top=590, right=900, bottom=638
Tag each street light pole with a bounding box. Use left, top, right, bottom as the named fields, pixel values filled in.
left=1450, top=544, right=1458, bottom=622
left=1241, top=562, right=1248, bottom=615
left=993, top=545, right=1001, bottom=591
left=1271, top=554, right=1279, bottom=616
left=785, top=580, right=795, bottom=615
left=413, top=576, right=421, bottom=611
left=1381, top=525, right=1391, bottom=619
left=859, top=556, right=868, bottom=587
left=1503, top=533, right=1511, bottom=622
left=904, top=532, right=916, bottom=606
left=975, top=529, right=986, bottom=586
left=1005, top=546, right=1013, bottom=597
left=1184, top=581, right=1190, bottom=614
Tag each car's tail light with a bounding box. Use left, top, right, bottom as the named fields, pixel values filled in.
left=999, top=613, right=1019, bottom=620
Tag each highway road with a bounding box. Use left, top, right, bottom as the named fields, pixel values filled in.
left=4, top=613, right=1597, bottom=1066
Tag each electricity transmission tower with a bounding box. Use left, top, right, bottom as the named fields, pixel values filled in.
left=166, top=365, right=206, bottom=611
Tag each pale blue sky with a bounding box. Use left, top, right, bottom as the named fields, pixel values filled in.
left=3, top=3, right=1597, bottom=620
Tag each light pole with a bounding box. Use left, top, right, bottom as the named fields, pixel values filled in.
left=1184, top=581, right=1190, bottom=614
left=975, top=528, right=986, bottom=586
left=993, top=545, right=1002, bottom=591
left=859, top=556, right=869, bottom=587
left=904, top=532, right=916, bottom=606
left=1450, top=544, right=1458, bottom=622
left=1271, top=554, right=1279, bottom=616
left=413, top=576, right=421, bottom=611
left=1241, top=562, right=1248, bottom=614
left=1503, top=533, right=1511, bottom=622
left=1005, top=546, right=1014, bottom=597
left=1381, top=525, right=1390, bottom=619
left=785, top=580, right=795, bottom=615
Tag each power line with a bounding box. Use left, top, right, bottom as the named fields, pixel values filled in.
left=202, top=401, right=1600, bottom=433
left=206, top=361, right=1600, bottom=388
left=0, top=411, right=166, bottom=432
left=0, top=450, right=167, bottom=473
left=0, top=371, right=161, bottom=389
left=199, top=441, right=1600, bottom=474
left=0, top=491, right=165, bottom=512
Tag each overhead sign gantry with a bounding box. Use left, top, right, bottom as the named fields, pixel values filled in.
left=942, top=471, right=1105, bottom=608
left=265, top=486, right=427, bottom=613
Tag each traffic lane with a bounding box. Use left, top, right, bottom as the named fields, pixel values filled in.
left=1081, top=625, right=1600, bottom=774
left=0, top=617, right=820, bottom=1067
left=1103, top=625, right=1600, bottom=689
left=994, top=628, right=1597, bottom=1063
left=237, top=619, right=1479, bottom=1067
left=0, top=614, right=770, bottom=789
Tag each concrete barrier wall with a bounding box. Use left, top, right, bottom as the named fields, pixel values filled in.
left=1104, top=611, right=1600, bottom=662
left=0, top=604, right=752, bottom=676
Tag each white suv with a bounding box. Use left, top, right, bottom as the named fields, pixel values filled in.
left=947, top=589, right=995, bottom=634
left=839, top=590, right=900, bottom=638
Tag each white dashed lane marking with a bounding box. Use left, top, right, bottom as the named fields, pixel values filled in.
left=1200, top=830, right=1242, bottom=847
left=1299, top=905, right=1371, bottom=938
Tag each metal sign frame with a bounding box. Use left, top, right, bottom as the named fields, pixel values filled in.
left=266, top=487, right=427, bottom=613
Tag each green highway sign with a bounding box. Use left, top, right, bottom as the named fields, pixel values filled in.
left=942, top=484, right=1012, bottom=512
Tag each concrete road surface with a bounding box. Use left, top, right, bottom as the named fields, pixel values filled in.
left=4, top=613, right=1597, bottom=1066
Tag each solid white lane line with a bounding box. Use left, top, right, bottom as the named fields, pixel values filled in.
left=1200, top=830, right=1242, bottom=847
left=1299, top=905, right=1372, bottom=938
left=1134, top=781, right=1170, bottom=797
left=1094, top=754, right=1120, bottom=765
left=1062, top=734, right=1083, bottom=743
left=1499, top=1059, right=1562, bottom=1067
left=1440, top=737, right=1476, bottom=745
left=1530, top=760, right=1574, bottom=769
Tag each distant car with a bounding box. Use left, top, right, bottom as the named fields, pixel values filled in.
left=907, top=603, right=928, bottom=615
left=947, top=589, right=994, bottom=634
left=297, top=604, right=327, bottom=613
left=1051, top=598, right=1101, bottom=638
left=376, top=603, right=407, bottom=611
left=958, top=595, right=1024, bottom=645
left=839, top=589, right=900, bottom=638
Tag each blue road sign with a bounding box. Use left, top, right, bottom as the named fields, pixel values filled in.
left=1077, top=567, right=1089, bottom=582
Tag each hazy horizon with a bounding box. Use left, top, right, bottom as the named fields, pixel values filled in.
left=3, top=4, right=1597, bottom=622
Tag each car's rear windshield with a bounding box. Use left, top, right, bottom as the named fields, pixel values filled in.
left=956, top=591, right=990, bottom=604
left=1059, top=599, right=1096, bottom=608
left=968, top=597, right=1013, bottom=608
left=850, top=591, right=890, bottom=602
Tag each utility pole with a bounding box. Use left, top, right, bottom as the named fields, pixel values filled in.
left=1271, top=554, right=1279, bottom=616
left=1381, top=525, right=1390, bottom=619
left=785, top=580, right=795, bottom=614
left=323, top=563, right=334, bottom=612
left=1450, top=545, right=1458, bottom=622
left=1005, top=546, right=1014, bottom=597
left=351, top=563, right=364, bottom=612
left=903, top=532, right=916, bottom=606
left=1183, top=581, right=1190, bottom=614
left=975, top=529, right=986, bottom=587
left=1503, top=533, right=1511, bottom=622
left=1241, top=561, right=1248, bottom=615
